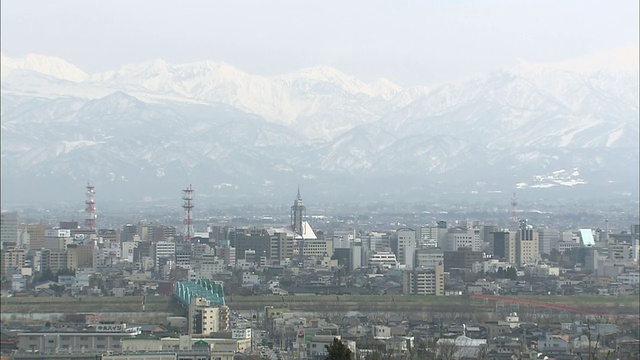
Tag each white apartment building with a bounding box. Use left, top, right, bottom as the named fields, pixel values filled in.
left=301, top=238, right=331, bottom=258
left=188, top=298, right=230, bottom=336
left=396, top=228, right=417, bottom=269
left=444, top=227, right=481, bottom=252
left=122, top=241, right=138, bottom=263
left=369, top=251, right=398, bottom=269
left=154, top=241, right=176, bottom=268
left=402, top=262, right=445, bottom=296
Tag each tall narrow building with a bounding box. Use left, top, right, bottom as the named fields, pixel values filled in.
left=1, top=211, right=19, bottom=248
left=516, top=220, right=539, bottom=266
left=291, top=187, right=306, bottom=236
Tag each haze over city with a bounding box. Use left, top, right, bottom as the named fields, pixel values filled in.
left=1, top=1, right=639, bottom=208
left=1, top=2, right=640, bottom=360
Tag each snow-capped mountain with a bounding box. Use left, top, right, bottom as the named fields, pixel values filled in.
left=0, top=53, right=89, bottom=82
left=2, top=55, right=427, bottom=140
left=1, top=52, right=638, bottom=205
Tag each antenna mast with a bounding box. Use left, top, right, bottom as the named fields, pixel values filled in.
left=182, top=185, right=195, bottom=242
left=85, top=182, right=97, bottom=231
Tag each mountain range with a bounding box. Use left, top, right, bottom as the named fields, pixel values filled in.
left=1, top=50, right=638, bottom=207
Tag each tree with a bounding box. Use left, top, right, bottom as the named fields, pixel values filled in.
left=56, top=267, right=75, bottom=278
left=37, top=268, right=55, bottom=283
left=325, top=338, right=353, bottom=360
left=435, top=339, right=458, bottom=360
left=49, top=283, right=65, bottom=297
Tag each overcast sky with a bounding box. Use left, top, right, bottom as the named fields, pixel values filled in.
left=1, top=0, right=638, bottom=86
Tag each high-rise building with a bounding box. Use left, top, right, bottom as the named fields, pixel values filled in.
left=493, top=230, right=516, bottom=264
left=414, top=248, right=444, bottom=270
left=350, top=238, right=363, bottom=271
left=175, top=242, right=192, bottom=268
left=23, top=224, right=49, bottom=251
left=188, top=297, right=227, bottom=336
left=48, top=249, right=69, bottom=273
left=482, top=225, right=498, bottom=254
left=402, top=261, right=444, bottom=296
left=0, top=212, right=19, bottom=248
left=362, top=231, right=391, bottom=252
left=121, top=224, right=138, bottom=242
left=516, top=220, right=539, bottom=266
left=443, top=227, right=481, bottom=252
left=154, top=241, right=176, bottom=269
left=395, top=228, right=417, bottom=269
left=538, top=229, right=559, bottom=256
left=418, top=226, right=439, bottom=247
left=233, top=228, right=271, bottom=260
left=1, top=247, right=26, bottom=276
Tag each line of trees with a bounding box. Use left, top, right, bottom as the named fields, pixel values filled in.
left=32, top=267, right=76, bottom=284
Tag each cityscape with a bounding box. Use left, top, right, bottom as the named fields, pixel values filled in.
left=1, top=183, right=639, bottom=359
left=1, top=1, right=639, bottom=360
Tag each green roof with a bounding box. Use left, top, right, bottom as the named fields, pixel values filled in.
left=193, top=340, right=210, bottom=347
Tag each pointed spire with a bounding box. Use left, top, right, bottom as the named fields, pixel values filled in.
left=297, top=185, right=301, bottom=200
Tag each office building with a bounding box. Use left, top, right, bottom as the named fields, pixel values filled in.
left=0, top=211, right=19, bottom=247
left=516, top=221, right=539, bottom=266
left=493, top=230, right=516, bottom=265
left=402, top=261, right=445, bottom=296
left=414, top=248, right=444, bottom=270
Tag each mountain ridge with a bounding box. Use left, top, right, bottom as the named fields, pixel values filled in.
left=1, top=51, right=638, bottom=205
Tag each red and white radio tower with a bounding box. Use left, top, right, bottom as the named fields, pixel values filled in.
left=510, top=191, right=518, bottom=229
left=182, top=184, right=194, bottom=242
left=85, top=182, right=97, bottom=231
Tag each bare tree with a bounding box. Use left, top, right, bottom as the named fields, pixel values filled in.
left=436, top=339, right=458, bottom=360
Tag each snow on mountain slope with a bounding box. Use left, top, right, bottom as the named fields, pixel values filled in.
left=2, top=54, right=429, bottom=140
left=349, top=66, right=639, bottom=151
left=1, top=53, right=89, bottom=82
left=1, top=51, right=638, bottom=204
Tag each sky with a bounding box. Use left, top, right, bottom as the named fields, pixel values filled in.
left=1, top=0, right=638, bottom=86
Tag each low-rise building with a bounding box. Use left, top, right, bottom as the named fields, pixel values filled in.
left=17, top=323, right=141, bottom=354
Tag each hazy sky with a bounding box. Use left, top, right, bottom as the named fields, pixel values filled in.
left=1, top=0, right=638, bottom=86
